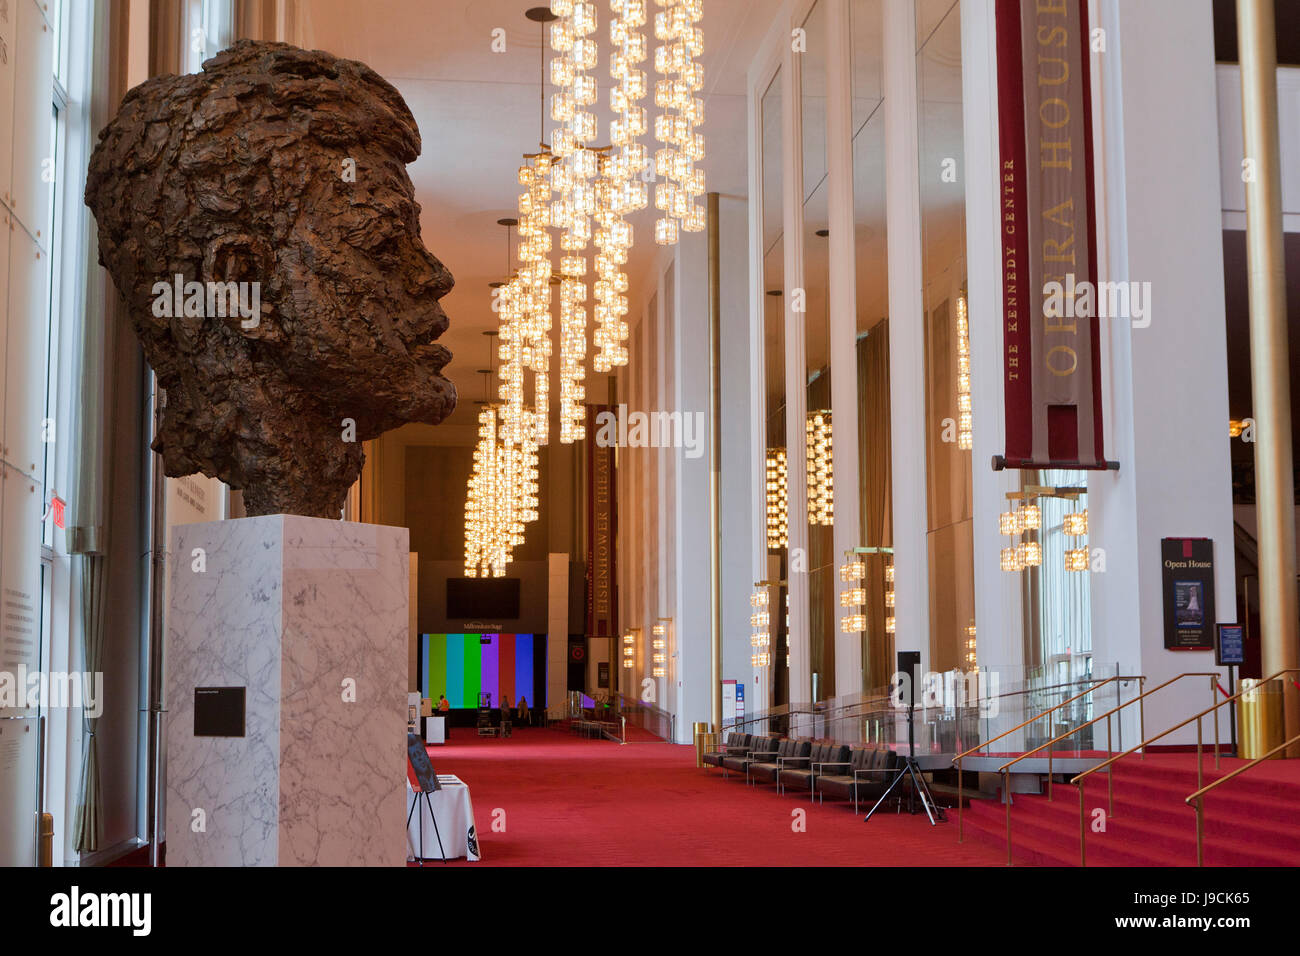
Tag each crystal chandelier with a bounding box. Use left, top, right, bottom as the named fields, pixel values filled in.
left=806, top=410, right=833, bottom=527
left=956, top=290, right=972, bottom=450
left=515, top=156, right=554, bottom=447
left=765, top=447, right=788, bottom=549
left=839, top=556, right=866, bottom=634
left=465, top=400, right=512, bottom=578
left=1064, top=508, right=1088, bottom=572
left=652, top=0, right=705, bottom=243
left=550, top=1, right=598, bottom=442
left=593, top=0, right=645, bottom=372
left=592, top=153, right=632, bottom=374
left=651, top=620, right=668, bottom=677
left=884, top=560, right=896, bottom=634
left=750, top=588, right=770, bottom=668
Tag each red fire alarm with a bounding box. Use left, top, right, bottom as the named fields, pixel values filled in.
left=49, top=494, right=65, bottom=529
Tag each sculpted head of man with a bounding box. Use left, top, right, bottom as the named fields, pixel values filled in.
left=85, top=40, right=456, bottom=517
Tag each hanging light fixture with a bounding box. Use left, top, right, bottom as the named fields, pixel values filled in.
left=839, top=552, right=866, bottom=634
left=593, top=152, right=632, bottom=374
left=956, top=290, right=973, bottom=450
left=593, top=0, right=645, bottom=373
left=465, top=347, right=514, bottom=578
left=651, top=620, right=669, bottom=677
left=492, top=220, right=541, bottom=543
left=806, top=410, right=833, bottom=527
left=652, top=0, right=704, bottom=244
left=885, top=557, right=896, bottom=634
left=550, top=1, right=598, bottom=443
left=765, top=447, right=788, bottom=549
left=750, top=588, right=770, bottom=667
left=1065, top=547, right=1090, bottom=572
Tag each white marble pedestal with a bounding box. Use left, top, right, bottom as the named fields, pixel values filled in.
left=165, top=515, right=409, bottom=866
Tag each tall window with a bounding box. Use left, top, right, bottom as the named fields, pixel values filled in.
left=916, top=0, right=975, bottom=674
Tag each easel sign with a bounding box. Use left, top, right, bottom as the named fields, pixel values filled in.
left=406, top=733, right=446, bottom=865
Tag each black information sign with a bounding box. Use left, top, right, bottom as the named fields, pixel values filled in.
left=1216, top=623, right=1245, bottom=666
left=194, top=686, right=246, bottom=737
left=1161, top=538, right=1215, bottom=650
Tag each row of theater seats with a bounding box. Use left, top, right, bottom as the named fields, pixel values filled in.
left=702, top=732, right=903, bottom=813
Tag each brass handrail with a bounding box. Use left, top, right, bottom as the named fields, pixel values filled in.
left=1072, top=668, right=1300, bottom=866
left=953, top=674, right=1141, bottom=845
left=992, top=672, right=1218, bottom=866
left=1186, top=732, right=1300, bottom=866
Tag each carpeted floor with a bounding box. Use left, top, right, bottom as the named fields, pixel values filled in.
left=416, top=727, right=1004, bottom=866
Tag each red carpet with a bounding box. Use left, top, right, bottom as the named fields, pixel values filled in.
left=619, top=723, right=664, bottom=742
left=418, top=727, right=1004, bottom=866
left=960, top=752, right=1300, bottom=866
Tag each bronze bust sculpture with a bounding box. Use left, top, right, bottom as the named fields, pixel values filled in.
left=85, top=40, right=456, bottom=517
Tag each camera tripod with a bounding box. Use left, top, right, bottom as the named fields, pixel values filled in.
left=863, top=703, right=945, bottom=826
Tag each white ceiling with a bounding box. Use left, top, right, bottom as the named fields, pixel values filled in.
left=294, top=0, right=781, bottom=439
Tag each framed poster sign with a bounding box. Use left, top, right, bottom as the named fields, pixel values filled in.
left=1161, top=538, right=1215, bottom=649
left=1216, top=623, right=1245, bottom=667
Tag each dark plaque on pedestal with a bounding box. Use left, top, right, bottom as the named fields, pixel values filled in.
left=194, top=687, right=246, bottom=737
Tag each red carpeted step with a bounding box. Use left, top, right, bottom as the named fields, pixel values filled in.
left=958, top=750, right=1300, bottom=867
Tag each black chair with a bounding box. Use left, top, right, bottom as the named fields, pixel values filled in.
left=779, top=742, right=850, bottom=797
left=748, top=738, right=810, bottom=787
left=703, top=732, right=750, bottom=769
left=723, top=736, right=779, bottom=780
left=815, top=748, right=902, bottom=812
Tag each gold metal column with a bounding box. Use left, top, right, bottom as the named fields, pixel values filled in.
left=1237, top=0, right=1300, bottom=754
left=708, top=191, right=723, bottom=732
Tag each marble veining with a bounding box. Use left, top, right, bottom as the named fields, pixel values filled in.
left=166, top=515, right=408, bottom=866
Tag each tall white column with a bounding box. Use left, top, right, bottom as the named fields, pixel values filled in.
left=675, top=233, right=715, bottom=741
left=1089, top=0, right=1235, bottom=741
left=961, top=0, right=1025, bottom=677
left=784, top=21, right=813, bottom=710
left=826, top=0, right=864, bottom=701
left=883, top=0, right=932, bottom=676
left=746, top=57, right=774, bottom=712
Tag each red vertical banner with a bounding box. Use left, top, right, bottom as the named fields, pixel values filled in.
left=996, top=0, right=1109, bottom=470
left=586, top=405, right=617, bottom=637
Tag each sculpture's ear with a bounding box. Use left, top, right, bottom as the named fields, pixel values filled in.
left=203, top=234, right=279, bottom=341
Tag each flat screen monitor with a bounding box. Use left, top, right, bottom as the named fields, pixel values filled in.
left=446, top=577, right=520, bottom=619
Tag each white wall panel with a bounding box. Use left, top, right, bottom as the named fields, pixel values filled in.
left=4, top=223, right=47, bottom=478
left=10, top=0, right=52, bottom=248
left=0, top=207, right=9, bottom=460
left=0, top=0, right=17, bottom=209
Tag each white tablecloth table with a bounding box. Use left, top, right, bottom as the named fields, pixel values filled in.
left=406, top=775, right=480, bottom=862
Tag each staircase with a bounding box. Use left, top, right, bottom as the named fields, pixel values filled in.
left=961, top=753, right=1300, bottom=866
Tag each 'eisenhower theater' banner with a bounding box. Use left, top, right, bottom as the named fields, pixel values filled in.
left=586, top=405, right=617, bottom=638
left=996, top=0, right=1108, bottom=470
